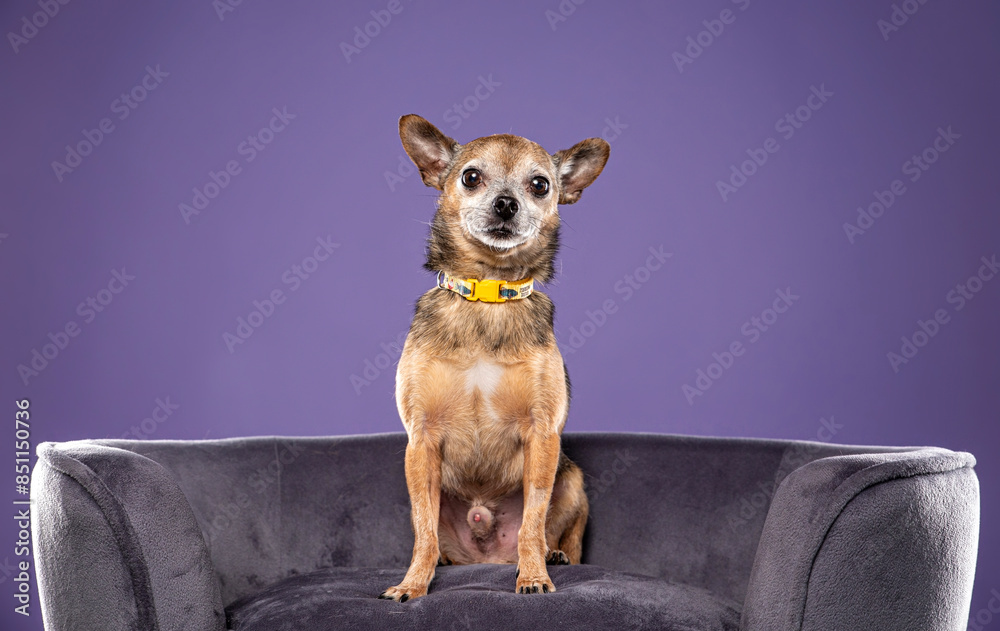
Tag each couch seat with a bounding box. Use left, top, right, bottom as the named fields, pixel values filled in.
left=225, top=564, right=741, bottom=631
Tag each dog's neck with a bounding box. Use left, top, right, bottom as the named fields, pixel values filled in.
left=423, top=212, right=559, bottom=283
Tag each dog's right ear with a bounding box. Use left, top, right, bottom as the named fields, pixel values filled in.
left=399, top=115, right=459, bottom=190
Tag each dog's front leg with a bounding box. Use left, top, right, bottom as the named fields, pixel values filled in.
left=516, top=428, right=561, bottom=594
left=379, top=434, right=441, bottom=602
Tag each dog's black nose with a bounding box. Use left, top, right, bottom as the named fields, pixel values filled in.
left=493, top=196, right=519, bottom=221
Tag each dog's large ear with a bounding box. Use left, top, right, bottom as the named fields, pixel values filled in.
left=399, top=114, right=459, bottom=190
left=552, top=138, right=610, bottom=204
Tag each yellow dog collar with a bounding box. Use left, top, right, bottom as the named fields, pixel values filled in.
left=436, top=272, right=534, bottom=303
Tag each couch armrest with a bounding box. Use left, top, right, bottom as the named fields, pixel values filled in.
left=741, top=448, right=979, bottom=631
left=32, top=441, right=225, bottom=631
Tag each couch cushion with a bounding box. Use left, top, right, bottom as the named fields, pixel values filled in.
left=225, top=564, right=740, bottom=631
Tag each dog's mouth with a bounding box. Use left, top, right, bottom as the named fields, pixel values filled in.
left=474, top=225, right=529, bottom=250
left=485, top=226, right=515, bottom=239
left=466, top=219, right=533, bottom=250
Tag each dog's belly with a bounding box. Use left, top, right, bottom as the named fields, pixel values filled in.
left=439, top=490, right=523, bottom=564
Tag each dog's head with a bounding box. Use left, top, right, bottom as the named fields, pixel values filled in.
left=399, top=114, right=609, bottom=280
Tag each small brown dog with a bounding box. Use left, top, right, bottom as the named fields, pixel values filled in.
left=378, top=115, right=609, bottom=601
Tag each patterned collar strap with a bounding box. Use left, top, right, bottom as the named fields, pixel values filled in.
left=436, top=272, right=534, bottom=303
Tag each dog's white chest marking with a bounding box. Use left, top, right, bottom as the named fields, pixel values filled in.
left=464, top=359, right=503, bottom=397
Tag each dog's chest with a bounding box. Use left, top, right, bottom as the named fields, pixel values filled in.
left=460, top=358, right=527, bottom=432
left=462, top=359, right=504, bottom=399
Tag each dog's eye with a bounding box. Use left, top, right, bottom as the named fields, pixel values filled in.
left=461, top=169, right=482, bottom=188
left=530, top=176, right=549, bottom=196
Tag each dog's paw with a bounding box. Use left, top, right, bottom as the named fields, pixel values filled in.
left=546, top=549, right=570, bottom=565
left=378, top=583, right=427, bottom=602
left=514, top=566, right=556, bottom=594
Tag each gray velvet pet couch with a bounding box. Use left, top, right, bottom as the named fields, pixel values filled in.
left=30, top=432, right=979, bottom=630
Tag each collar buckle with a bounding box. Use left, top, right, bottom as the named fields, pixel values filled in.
left=470, top=279, right=505, bottom=303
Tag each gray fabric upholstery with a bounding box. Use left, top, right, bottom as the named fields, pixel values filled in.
left=225, top=564, right=741, bottom=631
left=33, top=442, right=225, bottom=631
left=741, top=449, right=980, bottom=630
left=30, top=432, right=979, bottom=630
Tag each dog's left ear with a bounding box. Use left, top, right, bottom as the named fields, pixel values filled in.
left=399, top=114, right=460, bottom=190
left=552, top=138, right=610, bottom=204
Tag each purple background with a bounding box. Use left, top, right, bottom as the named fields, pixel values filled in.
left=2, top=0, right=998, bottom=627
